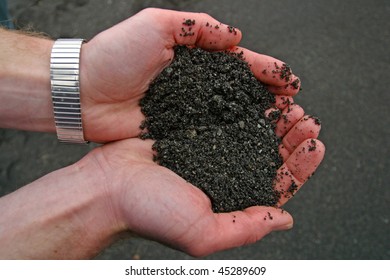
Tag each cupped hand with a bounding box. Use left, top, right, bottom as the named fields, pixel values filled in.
left=79, top=8, right=301, bottom=143
left=87, top=108, right=324, bottom=257
left=77, top=7, right=323, bottom=256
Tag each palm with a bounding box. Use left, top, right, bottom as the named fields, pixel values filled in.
left=80, top=22, right=173, bottom=142
left=94, top=103, right=324, bottom=256
left=78, top=8, right=302, bottom=143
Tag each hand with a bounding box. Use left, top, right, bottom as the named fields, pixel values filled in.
left=87, top=112, right=324, bottom=257
left=79, top=8, right=301, bottom=142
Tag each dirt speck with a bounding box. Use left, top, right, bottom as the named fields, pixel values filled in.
left=183, top=19, right=195, bottom=26
left=309, top=139, right=317, bottom=151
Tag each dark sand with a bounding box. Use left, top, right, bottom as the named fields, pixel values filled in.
left=140, top=46, right=282, bottom=212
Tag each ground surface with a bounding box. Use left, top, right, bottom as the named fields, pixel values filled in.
left=2, top=0, right=389, bottom=259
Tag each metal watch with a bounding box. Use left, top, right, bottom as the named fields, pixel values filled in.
left=50, top=38, right=88, bottom=144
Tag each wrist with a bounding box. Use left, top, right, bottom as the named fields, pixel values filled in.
left=0, top=29, right=55, bottom=132
left=78, top=40, right=105, bottom=143
left=0, top=149, right=126, bottom=259
left=78, top=41, right=94, bottom=141
left=67, top=154, right=128, bottom=257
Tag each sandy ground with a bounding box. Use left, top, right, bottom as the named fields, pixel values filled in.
left=1, top=0, right=389, bottom=259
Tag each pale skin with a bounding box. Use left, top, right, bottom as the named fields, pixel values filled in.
left=0, top=8, right=325, bottom=259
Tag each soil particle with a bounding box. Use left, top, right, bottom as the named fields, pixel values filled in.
left=180, top=19, right=196, bottom=37
left=264, top=212, right=274, bottom=221
left=227, top=25, right=238, bottom=35
left=140, top=46, right=283, bottom=213
left=287, top=181, right=298, bottom=195
left=290, top=78, right=300, bottom=89
left=308, top=115, right=321, bottom=125
left=272, top=63, right=292, bottom=82
left=183, top=19, right=195, bottom=26
left=281, top=96, right=290, bottom=105
left=268, top=110, right=281, bottom=122
left=308, top=139, right=317, bottom=151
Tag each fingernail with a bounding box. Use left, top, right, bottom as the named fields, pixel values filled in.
left=273, top=209, right=294, bottom=230
left=275, top=220, right=293, bottom=231
left=283, top=221, right=294, bottom=230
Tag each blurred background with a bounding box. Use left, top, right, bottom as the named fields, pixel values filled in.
left=1, top=0, right=389, bottom=259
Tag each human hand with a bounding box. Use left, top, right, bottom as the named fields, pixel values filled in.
left=87, top=112, right=324, bottom=256
left=79, top=8, right=301, bottom=142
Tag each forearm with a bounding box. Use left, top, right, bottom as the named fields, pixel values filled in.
left=0, top=155, right=124, bottom=259
left=0, top=28, right=55, bottom=132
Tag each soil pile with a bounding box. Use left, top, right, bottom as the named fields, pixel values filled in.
left=140, top=46, right=282, bottom=212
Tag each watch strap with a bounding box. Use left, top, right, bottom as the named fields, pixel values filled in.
left=50, top=38, right=87, bottom=144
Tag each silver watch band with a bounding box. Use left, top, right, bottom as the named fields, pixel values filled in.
left=50, top=38, right=88, bottom=144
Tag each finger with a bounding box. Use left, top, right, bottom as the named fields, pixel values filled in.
left=229, top=46, right=298, bottom=88
left=189, top=206, right=292, bottom=257
left=145, top=8, right=242, bottom=50
left=265, top=107, right=281, bottom=123
left=279, top=144, right=291, bottom=162
left=282, top=115, right=322, bottom=153
left=251, top=95, right=296, bottom=124
left=275, top=139, right=325, bottom=206
left=274, top=95, right=294, bottom=110
left=267, top=76, right=301, bottom=96
left=275, top=104, right=305, bottom=138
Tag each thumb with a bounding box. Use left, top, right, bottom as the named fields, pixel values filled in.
left=188, top=206, right=293, bottom=257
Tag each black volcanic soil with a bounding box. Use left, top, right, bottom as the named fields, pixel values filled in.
left=140, top=46, right=282, bottom=213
